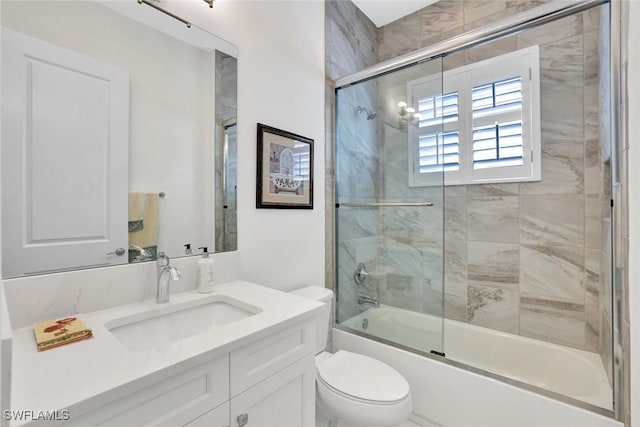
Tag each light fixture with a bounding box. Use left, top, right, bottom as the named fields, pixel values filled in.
left=138, top=0, right=193, bottom=27
left=398, top=101, right=418, bottom=124
left=138, top=0, right=213, bottom=28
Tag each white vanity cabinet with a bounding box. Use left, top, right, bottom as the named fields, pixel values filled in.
left=61, top=355, right=230, bottom=427
left=57, top=320, right=315, bottom=427
left=10, top=282, right=324, bottom=427
left=228, top=321, right=316, bottom=427
left=229, top=354, right=315, bottom=427
left=187, top=354, right=315, bottom=427
left=184, top=402, right=229, bottom=427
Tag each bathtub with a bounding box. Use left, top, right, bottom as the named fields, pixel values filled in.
left=341, top=304, right=613, bottom=411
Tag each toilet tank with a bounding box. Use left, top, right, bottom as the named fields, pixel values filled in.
left=289, top=286, right=333, bottom=354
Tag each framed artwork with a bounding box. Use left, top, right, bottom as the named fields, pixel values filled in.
left=256, top=123, right=313, bottom=209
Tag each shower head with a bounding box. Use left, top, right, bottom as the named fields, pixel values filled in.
left=357, top=106, right=377, bottom=120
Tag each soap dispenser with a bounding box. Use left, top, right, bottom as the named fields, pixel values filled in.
left=197, top=247, right=215, bottom=293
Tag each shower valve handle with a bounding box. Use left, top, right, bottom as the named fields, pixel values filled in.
left=354, top=263, right=370, bottom=285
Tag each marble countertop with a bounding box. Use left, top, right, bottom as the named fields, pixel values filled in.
left=9, top=281, right=322, bottom=426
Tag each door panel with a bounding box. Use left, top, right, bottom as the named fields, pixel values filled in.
left=1, top=28, right=129, bottom=276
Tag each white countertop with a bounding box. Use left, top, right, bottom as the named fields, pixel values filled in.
left=9, top=281, right=322, bottom=425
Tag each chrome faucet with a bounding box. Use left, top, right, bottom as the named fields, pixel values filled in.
left=156, top=252, right=181, bottom=303
left=357, top=295, right=380, bottom=308
left=130, top=244, right=153, bottom=262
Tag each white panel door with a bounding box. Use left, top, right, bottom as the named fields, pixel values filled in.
left=1, top=28, right=129, bottom=276
left=229, top=354, right=315, bottom=427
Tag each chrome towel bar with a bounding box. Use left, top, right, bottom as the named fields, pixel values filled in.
left=335, top=202, right=433, bottom=208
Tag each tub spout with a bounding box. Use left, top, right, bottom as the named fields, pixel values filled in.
left=357, top=295, right=380, bottom=308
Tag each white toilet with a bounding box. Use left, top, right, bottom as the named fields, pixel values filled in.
left=289, top=286, right=413, bottom=427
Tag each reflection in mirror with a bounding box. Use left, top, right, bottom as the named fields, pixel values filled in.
left=0, top=0, right=237, bottom=278
left=214, top=51, right=238, bottom=252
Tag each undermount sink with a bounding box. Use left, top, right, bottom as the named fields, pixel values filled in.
left=106, top=295, right=261, bottom=352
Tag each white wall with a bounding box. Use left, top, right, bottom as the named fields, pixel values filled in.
left=164, top=0, right=326, bottom=291
left=627, top=0, right=640, bottom=424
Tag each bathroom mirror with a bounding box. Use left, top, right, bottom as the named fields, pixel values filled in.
left=0, top=0, right=238, bottom=278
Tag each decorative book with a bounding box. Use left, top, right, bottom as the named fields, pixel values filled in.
left=33, top=317, right=93, bottom=351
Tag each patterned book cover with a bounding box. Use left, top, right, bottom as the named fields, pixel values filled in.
left=33, top=317, right=93, bottom=351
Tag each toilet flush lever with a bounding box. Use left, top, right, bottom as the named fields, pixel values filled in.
left=237, top=413, right=248, bottom=427
left=107, top=248, right=126, bottom=256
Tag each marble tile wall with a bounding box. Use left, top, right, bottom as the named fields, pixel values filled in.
left=325, top=0, right=379, bottom=322
left=214, top=52, right=237, bottom=253
left=597, top=5, right=614, bottom=386
left=374, top=61, right=446, bottom=316
left=376, top=1, right=610, bottom=353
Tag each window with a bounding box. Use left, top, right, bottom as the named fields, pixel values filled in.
left=408, top=45, right=541, bottom=186
left=417, top=91, right=460, bottom=174
left=293, top=142, right=311, bottom=180
left=279, top=148, right=294, bottom=175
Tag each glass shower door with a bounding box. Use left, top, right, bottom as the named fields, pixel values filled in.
left=335, top=56, right=445, bottom=356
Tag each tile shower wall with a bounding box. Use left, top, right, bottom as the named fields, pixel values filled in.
left=597, top=5, right=613, bottom=386
left=377, top=1, right=609, bottom=354
left=375, top=65, right=445, bottom=318
left=214, top=52, right=238, bottom=252
left=325, top=0, right=378, bottom=321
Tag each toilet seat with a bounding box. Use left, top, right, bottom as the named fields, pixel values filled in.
left=315, top=350, right=413, bottom=427
left=316, top=350, right=410, bottom=404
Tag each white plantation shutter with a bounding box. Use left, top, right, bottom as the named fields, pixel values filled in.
left=472, top=120, right=524, bottom=169
left=419, top=130, right=460, bottom=173
left=409, top=71, right=466, bottom=186
left=417, top=91, right=460, bottom=173
left=408, top=45, right=540, bottom=186
left=293, top=142, right=310, bottom=180
left=471, top=77, right=524, bottom=169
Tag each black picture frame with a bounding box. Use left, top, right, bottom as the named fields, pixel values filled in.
left=256, top=123, right=314, bottom=209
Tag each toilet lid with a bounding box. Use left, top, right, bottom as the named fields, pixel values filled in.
left=317, top=350, right=410, bottom=403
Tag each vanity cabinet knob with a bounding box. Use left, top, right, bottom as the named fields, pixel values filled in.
left=237, top=413, right=248, bottom=427
left=107, top=248, right=126, bottom=256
